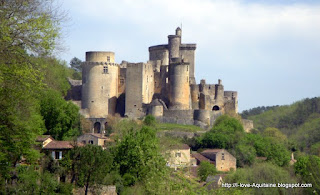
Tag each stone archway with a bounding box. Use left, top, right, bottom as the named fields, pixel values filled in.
left=93, top=122, right=101, bottom=133
left=212, top=105, right=220, bottom=111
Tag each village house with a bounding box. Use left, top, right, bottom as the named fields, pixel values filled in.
left=36, top=135, right=81, bottom=160
left=200, top=149, right=236, bottom=172
left=77, top=133, right=113, bottom=148
left=166, top=144, right=196, bottom=169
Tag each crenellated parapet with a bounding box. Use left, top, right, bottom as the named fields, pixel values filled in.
left=82, top=61, right=119, bottom=66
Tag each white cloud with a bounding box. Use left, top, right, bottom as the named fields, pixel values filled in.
left=61, top=0, right=320, bottom=111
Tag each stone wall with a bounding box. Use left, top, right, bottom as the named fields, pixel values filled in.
left=180, top=44, right=196, bottom=84
left=66, top=78, right=82, bottom=101
left=241, top=119, right=254, bottom=133
left=125, top=63, right=143, bottom=117
left=142, top=63, right=154, bottom=104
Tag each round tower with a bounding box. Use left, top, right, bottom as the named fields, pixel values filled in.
left=214, top=79, right=224, bottom=108
left=168, top=28, right=181, bottom=60
left=176, top=27, right=182, bottom=36
left=169, top=58, right=190, bottom=110
left=82, top=51, right=119, bottom=118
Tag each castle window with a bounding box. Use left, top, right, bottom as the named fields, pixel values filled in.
left=222, top=153, right=225, bottom=160
left=82, top=140, right=86, bottom=145
left=103, top=66, right=108, bottom=74
left=187, top=66, right=188, bottom=71
left=147, top=76, right=149, bottom=82
left=89, top=140, right=94, bottom=144
left=120, top=79, right=124, bottom=84
left=175, top=152, right=181, bottom=157
left=107, top=56, right=110, bottom=62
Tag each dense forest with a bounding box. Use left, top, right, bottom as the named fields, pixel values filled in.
left=1, top=1, right=320, bottom=194
left=241, top=97, right=320, bottom=154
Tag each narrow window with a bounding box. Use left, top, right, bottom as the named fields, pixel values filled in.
left=187, top=66, right=188, bottom=71
left=103, top=66, right=108, bottom=74
left=120, top=79, right=124, bottom=84
left=107, top=56, right=110, bottom=62
left=89, top=140, right=94, bottom=144
left=222, top=153, right=225, bottom=160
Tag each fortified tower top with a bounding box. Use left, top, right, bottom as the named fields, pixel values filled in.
left=176, top=27, right=182, bottom=36
left=85, top=51, right=115, bottom=63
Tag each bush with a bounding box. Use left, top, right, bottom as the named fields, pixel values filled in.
left=143, top=115, right=156, bottom=126
left=198, top=161, right=217, bottom=182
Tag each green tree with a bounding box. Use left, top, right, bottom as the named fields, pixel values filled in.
left=113, top=126, right=166, bottom=186
left=69, top=57, right=82, bottom=79
left=225, top=162, right=301, bottom=195
left=67, top=145, right=113, bottom=195
left=0, top=0, right=64, bottom=189
left=40, top=89, right=80, bottom=140
left=198, top=115, right=245, bottom=149
left=295, top=155, right=320, bottom=194
left=263, top=127, right=287, bottom=142
left=198, top=161, right=217, bottom=181
left=70, top=57, right=82, bottom=72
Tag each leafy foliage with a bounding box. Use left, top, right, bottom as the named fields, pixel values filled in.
left=113, top=126, right=166, bottom=186
left=198, top=161, right=217, bottom=181
left=143, top=114, right=156, bottom=126
left=294, top=155, right=320, bottom=194
left=65, top=145, right=113, bottom=195
left=40, top=89, right=80, bottom=140
left=242, top=97, right=320, bottom=153
left=194, top=115, right=290, bottom=167
left=70, top=57, right=82, bottom=72
left=224, top=162, right=301, bottom=195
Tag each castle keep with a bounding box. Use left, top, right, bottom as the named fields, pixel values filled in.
left=68, top=28, right=238, bottom=133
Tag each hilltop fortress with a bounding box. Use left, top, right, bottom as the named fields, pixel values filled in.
left=67, top=28, right=240, bottom=133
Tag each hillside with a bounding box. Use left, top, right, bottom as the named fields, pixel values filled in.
left=241, top=97, right=320, bottom=153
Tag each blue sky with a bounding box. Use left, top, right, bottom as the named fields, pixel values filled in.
left=59, top=0, right=320, bottom=112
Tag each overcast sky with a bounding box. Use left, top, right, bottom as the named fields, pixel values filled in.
left=59, top=0, right=320, bottom=112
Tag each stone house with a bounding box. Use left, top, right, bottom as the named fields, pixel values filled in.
left=36, top=135, right=83, bottom=160
left=200, top=149, right=236, bottom=172
left=166, top=144, right=194, bottom=169
left=77, top=133, right=113, bottom=148
left=42, top=140, right=75, bottom=160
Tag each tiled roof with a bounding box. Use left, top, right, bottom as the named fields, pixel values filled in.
left=84, top=133, right=114, bottom=141
left=43, top=141, right=74, bottom=150
left=36, top=135, right=53, bottom=142
left=191, top=153, right=211, bottom=162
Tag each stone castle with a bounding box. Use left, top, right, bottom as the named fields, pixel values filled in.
left=67, top=28, right=239, bottom=133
